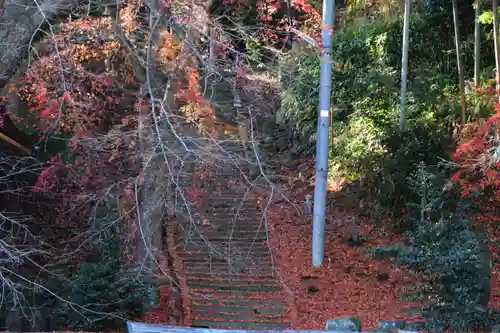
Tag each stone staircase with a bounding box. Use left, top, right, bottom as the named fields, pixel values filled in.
left=175, top=163, right=291, bottom=329
left=173, top=63, right=291, bottom=329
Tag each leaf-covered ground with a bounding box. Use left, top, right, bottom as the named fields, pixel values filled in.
left=264, top=157, right=499, bottom=330
left=478, top=206, right=500, bottom=310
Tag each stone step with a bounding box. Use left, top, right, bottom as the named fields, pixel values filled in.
left=181, top=247, right=270, bottom=255
left=187, top=278, right=280, bottom=287
left=185, top=267, right=275, bottom=275
left=181, top=255, right=269, bottom=262
left=181, top=193, right=254, bottom=198
left=190, top=298, right=287, bottom=308
left=190, top=290, right=285, bottom=300
left=183, top=238, right=269, bottom=246
left=190, top=320, right=291, bottom=330
left=183, top=252, right=272, bottom=260
left=187, top=272, right=276, bottom=281
left=202, top=200, right=260, bottom=207
left=202, top=202, right=260, bottom=209
left=178, top=213, right=262, bottom=218
left=192, top=311, right=286, bottom=321
left=177, top=213, right=260, bottom=221
left=180, top=194, right=254, bottom=201
left=185, top=225, right=267, bottom=234
left=184, top=234, right=268, bottom=242
left=184, top=240, right=269, bottom=246
left=195, top=213, right=260, bottom=220
left=187, top=283, right=281, bottom=292
left=185, top=238, right=268, bottom=244
left=182, top=257, right=272, bottom=268
left=185, top=227, right=266, bottom=233
left=183, top=243, right=270, bottom=252
left=196, top=204, right=261, bottom=211
left=180, top=249, right=271, bottom=257
left=180, top=244, right=269, bottom=251
left=184, top=261, right=273, bottom=269
left=207, top=216, right=262, bottom=222
left=181, top=255, right=271, bottom=263
left=180, top=248, right=268, bottom=255
left=184, top=226, right=266, bottom=232
left=181, top=258, right=273, bottom=266
left=176, top=216, right=260, bottom=223
left=182, top=257, right=271, bottom=264
left=184, top=264, right=273, bottom=271
left=185, top=235, right=268, bottom=242
left=192, top=305, right=287, bottom=315
left=179, top=251, right=271, bottom=259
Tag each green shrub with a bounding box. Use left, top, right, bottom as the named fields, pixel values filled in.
left=278, top=10, right=473, bottom=146
left=374, top=124, right=452, bottom=214
left=278, top=9, right=492, bottom=212
left=279, top=46, right=320, bottom=153
left=244, top=36, right=263, bottom=66
left=372, top=165, right=493, bottom=331
left=51, top=233, right=153, bottom=330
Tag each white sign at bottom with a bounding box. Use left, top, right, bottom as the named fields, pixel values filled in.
left=320, top=110, right=329, bottom=117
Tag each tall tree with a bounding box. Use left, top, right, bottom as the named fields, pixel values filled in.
left=474, top=1, right=481, bottom=86
left=399, top=0, right=411, bottom=132
left=493, top=0, right=500, bottom=101
left=452, top=0, right=467, bottom=124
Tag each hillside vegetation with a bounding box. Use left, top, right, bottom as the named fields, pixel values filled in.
left=0, top=0, right=498, bottom=331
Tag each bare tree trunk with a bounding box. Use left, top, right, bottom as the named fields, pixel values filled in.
left=474, top=1, right=481, bottom=86
left=399, top=0, right=410, bottom=133
left=208, top=26, right=217, bottom=69
left=452, top=0, right=467, bottom=124
left=493, top=0, right=500, bottom=102
left=135, top=99, right=168, bottom=310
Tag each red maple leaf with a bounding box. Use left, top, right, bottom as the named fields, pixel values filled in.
left=186, top=184, right=200, bottom=201
left=186, top=184, right=203, bottom=208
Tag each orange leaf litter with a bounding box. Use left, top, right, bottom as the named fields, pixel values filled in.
left=262, top=158, right=424, bottom=330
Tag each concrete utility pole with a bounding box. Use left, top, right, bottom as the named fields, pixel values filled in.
left=312, top=0, right=335, bottom=267
left=452, top=0, right=467, bottom=123
left=399, top=0, right=410, bottom=133
left=474, top=1, right=481, bottom=87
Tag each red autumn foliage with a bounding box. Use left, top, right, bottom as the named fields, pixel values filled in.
left=1, top=15, right=149, bottom=272
left=451, top=109, right=500, bottom=312
left=222, top=0, right=321, bottom=45
left=186, top=184, right=204, bottom=208
left=451, top=111, right=499, bottom=206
